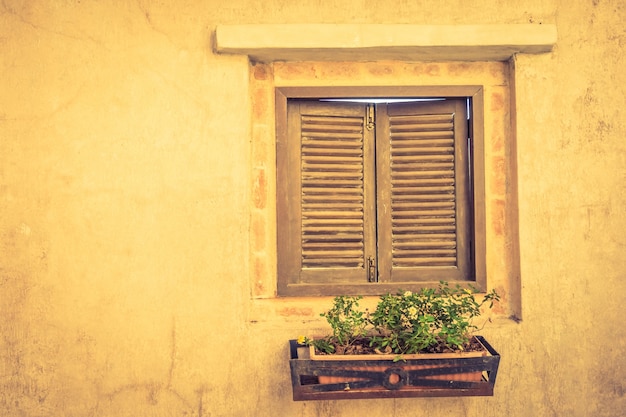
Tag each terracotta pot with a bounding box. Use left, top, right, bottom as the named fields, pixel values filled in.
left=309, top=338, right=487, bottom=388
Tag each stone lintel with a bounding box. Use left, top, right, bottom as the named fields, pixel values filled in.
left=215, top=24, right=557, bottom=62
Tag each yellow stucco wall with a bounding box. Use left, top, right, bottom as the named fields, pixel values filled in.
left=1, top=1, right=624, bottom=416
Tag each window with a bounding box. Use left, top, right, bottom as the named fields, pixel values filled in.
left=276, top=86, right=486, bottom=297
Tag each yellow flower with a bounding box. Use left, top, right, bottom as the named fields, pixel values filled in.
left=297, top=335, right=307, bottom=345
left=403, top=291, right=412, bottom=297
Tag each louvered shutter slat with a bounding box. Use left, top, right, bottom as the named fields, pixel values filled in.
left=389, top=111, right=458, bottom=268
left=379, top=103, right=467, bottom=279
left=375, top=99, right=471, bottom=284
left=301, top=111, right=367, bottom=269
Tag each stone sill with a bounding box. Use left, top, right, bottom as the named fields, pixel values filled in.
left=214, top=24, right=557, bottom=62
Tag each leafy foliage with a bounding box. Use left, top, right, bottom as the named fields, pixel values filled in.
left=302, top=282, right=500, bottom=356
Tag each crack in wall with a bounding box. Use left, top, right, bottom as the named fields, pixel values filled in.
left=1, top=0, right=104, bottom=45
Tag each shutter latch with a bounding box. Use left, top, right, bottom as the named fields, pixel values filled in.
left=366, top=104, right=375, bottom=130
left=367, top=256, right=377, bottom=282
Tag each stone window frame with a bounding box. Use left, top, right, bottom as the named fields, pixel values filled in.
left=246, top=60, right=519, bottom=323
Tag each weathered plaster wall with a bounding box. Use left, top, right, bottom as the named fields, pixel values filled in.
left=1, top=1, right=624, bottom=416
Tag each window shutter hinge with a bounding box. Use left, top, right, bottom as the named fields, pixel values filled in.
left=366, top=104, right=375, bottom=130
left=367, top=256, right=378, bottom=282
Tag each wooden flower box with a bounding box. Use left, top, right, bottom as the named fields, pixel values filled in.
left=288, top=336, right=500, bottom=401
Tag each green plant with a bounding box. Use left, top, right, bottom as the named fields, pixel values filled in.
left=303, top=295, right=369, bottom=354
left=300, top=282, right=499, bottom=356
left=369, top=282, right=499, bottom=354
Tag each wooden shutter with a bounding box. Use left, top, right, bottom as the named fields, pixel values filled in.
left=376, top=99, right=472, bottom=282
left=277, top=100, right=376, bottom=293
